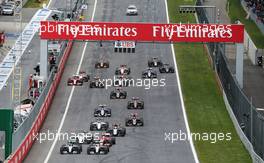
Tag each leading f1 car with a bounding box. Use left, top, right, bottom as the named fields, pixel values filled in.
left=95, top=58, right=109, bottom=68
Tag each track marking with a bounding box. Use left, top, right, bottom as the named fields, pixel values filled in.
left=43, top=0, right=98, bottom=162
left=164, top=0, right=199, bottom=162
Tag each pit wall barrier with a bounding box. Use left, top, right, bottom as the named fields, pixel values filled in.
left=4, top=41, right=73, bottom=163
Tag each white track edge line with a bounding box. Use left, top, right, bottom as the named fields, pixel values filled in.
left=164, top=0, right=200, bottom=162
left=43, top=0, right=97, bottom=162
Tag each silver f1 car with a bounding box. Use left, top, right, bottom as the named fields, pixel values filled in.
left=125, top=113, right=144, bottom=127
left=115, top=65, right=131, bottom=75
left=110, top=88, right=127, bottom=99
left=107, top=124, right=126, bottom=137
left=90, top=76, right=105, bottom=88
left=148, top=57, right=163, bottom=67
left=60, top=141, right=82, bottom=154
left=87, top=142, right=109, bottom=155
left=94, top=104, right=111, bottom=117
left=90, top=119, right=109, bottom=131
left=159, top=64, right=175, bottom=73
left=127, top=97, right=144, bottom=109
left=95, top=58, right=109, bottom=68
left=142, top=68, right=157, bottom=78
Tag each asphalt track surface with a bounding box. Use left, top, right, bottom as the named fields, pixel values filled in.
left=25, top=0, right=196, bottom=163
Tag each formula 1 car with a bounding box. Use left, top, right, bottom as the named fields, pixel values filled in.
left=94, top=105, right=111, bottom=117
left=60, top=141, right=82, bottom=154
left=98, top=133, right=116, bottom=147
left=125, top=113, right=144, bottom=127
left=159, top=64, right=175, bottom=73
left=78, top=71, right=90, bottom=82
left=148, top=57, right=163, bottom=67
left=90, top=119, right=109, bottom=131
left=90, top=76, right=105, bottom=88
left=87, top=142, right=109, bottom=155
left=113, top=75, right=132, bottom=87
left=110, top=88, right=127, bottom=99
left=142, top=68, right=157, bottom=78
left=115, top=65, right=131, bottom=75
left=67, top=75, right=83, bottom=86
left=107, top=124, right=126, bottom=137
left=95, top=59, right=109, bottom=68
left=127, top=97, right=144, bottom=109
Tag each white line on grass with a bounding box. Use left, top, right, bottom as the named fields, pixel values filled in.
left=164, top=0, right=200, bottom=162
left=43, top=0, right=98, bottom=162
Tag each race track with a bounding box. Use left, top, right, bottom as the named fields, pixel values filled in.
left=24, top=0, right=196, bottom=163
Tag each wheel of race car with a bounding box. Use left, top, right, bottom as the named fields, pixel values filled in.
left=60, top=150, right=64, bottom=154
left=87, top=149, right=91, bottom=155
left=90, top=126, right=94, bottom=131
left=141, top=103, right=144, bottom=109
left=148, top=62, right=152, bottom=67
left=111, top=138, right=116, bottom=145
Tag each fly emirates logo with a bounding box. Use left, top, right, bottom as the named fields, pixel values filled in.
left=40, top=21, right=243, bottom=42
left=152, top=24, right=233, bottom=40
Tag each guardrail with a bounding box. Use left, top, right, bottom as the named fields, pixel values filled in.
left=4, top=41, right=73, bottom=163
left=196, top=0, right=264, bottom=162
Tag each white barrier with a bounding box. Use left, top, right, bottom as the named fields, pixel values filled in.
left=0, top=9, right=52, bottom=91
left=243, top=30, right=257, bottom=65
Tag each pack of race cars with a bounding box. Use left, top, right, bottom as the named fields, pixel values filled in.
left=62, top=53, right=175, bottom=155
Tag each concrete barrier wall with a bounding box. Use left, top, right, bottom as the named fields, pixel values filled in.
left=243, top=30, right=257, bottom=65
left=4, top=41, right=73, bottom=163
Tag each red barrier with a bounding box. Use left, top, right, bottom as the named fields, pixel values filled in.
left=5, top=41, right=73, bottom=163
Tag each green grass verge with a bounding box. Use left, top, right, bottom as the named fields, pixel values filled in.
left=167, top=0, right=252, bottom=163
left=24, top=0, right=49, bottom=8
left=228, top=0, right=264, bottom=48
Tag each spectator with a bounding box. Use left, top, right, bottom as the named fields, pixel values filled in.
left=245, top=0, right=264, bottom=24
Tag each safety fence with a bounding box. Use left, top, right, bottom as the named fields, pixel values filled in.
left=196, top=0, right=264, bottom=162
left=4, top=41, right=73, bottom=163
